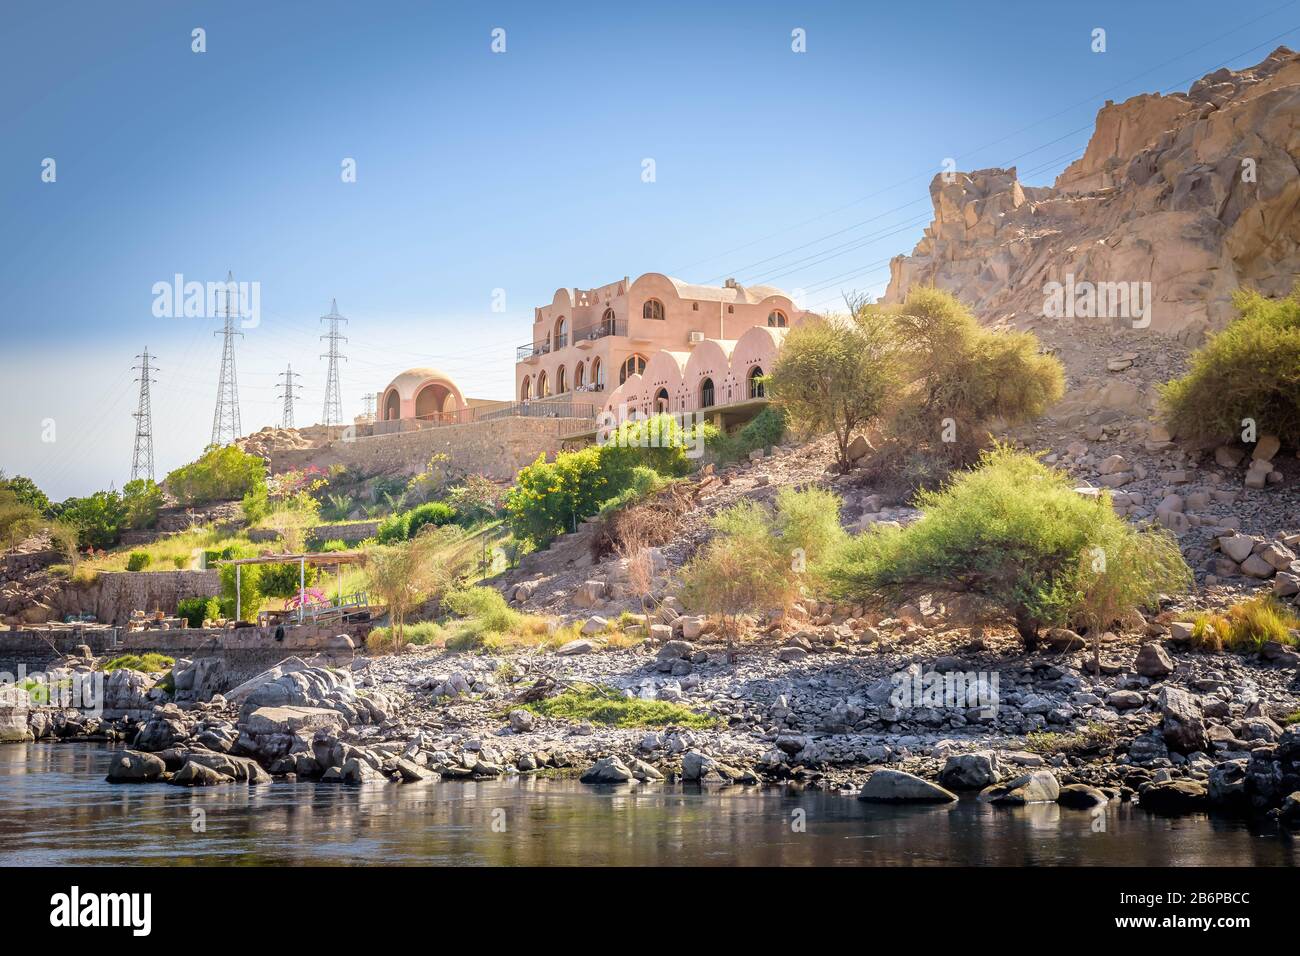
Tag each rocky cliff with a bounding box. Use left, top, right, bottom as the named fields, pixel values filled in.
left=885, top=47, right=1300, bottom=344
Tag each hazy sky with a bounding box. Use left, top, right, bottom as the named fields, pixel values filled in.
left=3, top=0, right=1297, bottom=499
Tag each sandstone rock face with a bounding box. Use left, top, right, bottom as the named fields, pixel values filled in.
left=884, top=48, right=1300, bottom=344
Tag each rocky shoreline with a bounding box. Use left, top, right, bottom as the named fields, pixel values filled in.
left=4, top=610, right=1298, bottom=828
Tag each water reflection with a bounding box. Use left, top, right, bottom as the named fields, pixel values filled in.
left=0, top=744, right=1294, bottom=866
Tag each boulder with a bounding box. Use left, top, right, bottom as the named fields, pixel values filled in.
left=858, top=768, right=957, bottom=803
left=979, top=771, right=1060, bottom=805
left=1057, top=784, right=1108, bottom=808
left=1158, top=686, right=1208, bottom=754
left=1139, top=779, right=1209, bottom=813
left=170, top=760, right=233, bottom=787
left=106, top=750, right=166, bottom=783
left=555, top=638, right=598, bottom=656
left=508, top=709, right=535, bottom=733
left=938, top=751, right=1001, bottom=790
left=580, top=756, right=635, bottom=784
left=242, top=705, right=347, bottom=737
left=1134, top=642, right=1174, bottom=678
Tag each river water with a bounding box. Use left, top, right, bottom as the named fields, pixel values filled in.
left=0, top=743, right=1294, bottom=866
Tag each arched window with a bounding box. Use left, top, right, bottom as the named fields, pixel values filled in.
left=554, top=316, right=568, bottom=349
left=619, top=354, right=647, bottom=384
left=383, top=390, right=400, bottom=421
left=767, top=310, right=787, bottom=328
left=537, top=370, right=549, bottom=397
left=602, top=308, right=616, bottom=333
left=748, top=366, right=765, bottom=398
left=700, top=377, right=715, bottom=408
left=556, top=365, right=567, bottom=394
left=592, top=358, right=605, bottom=388
left=655, top=388, right=670, bottom=413
left=521, top=377, right=532, bottom=401
left=642, top=299, right=665, bottom=320
left=574, top=361, right=585, bottom=389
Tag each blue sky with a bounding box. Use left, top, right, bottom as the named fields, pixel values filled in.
left=3, top=0, right=1298, bottom=499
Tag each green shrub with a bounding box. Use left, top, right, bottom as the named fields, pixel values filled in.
left=103, top=653, right=175, bottom=674
left=376, top=511, right=410, bottom=544
left=447, top=475, right=503, bottom=526
left=406, top=501, right=457, bottom=536
left=524, top=683, right=717, bottom=729
left=125, top=551, right=152, bottom=572
left=680, top=488, right=843, bottom=635
left=598, top=414, right=698, bottom=480
left=165, top=445, right=267, bottom=506
left=443, top=586, right=520, bottom=633
left=366, top=621, right=441, bottom=651
left=257, top=561, right=319, bottom=599
left=218, top=562, right=262, bottom=622
left=318, top=538, right=348, bottom=552
left=1159, top=287, right=1300, bottom=446
left=0, top=474, right=53, bottom=518
left=825, top=446, right=1191, bottom=649
left=176, top=596, right=221, bottom=627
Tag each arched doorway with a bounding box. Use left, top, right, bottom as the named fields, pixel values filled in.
left=556, top=366, right=567, bottom=394
left=383, top=390, right=400, bottom=421
left=654, top=388, right=670, bottom=413
left=521, top=377, right=532, bottom=401
left=415, top=383, right=454, bottom=419
left=699, top=377, right=715, bottom=408
left=537, top=371, right=549, bottom=397
left=748, top=366, right=765, bottom=399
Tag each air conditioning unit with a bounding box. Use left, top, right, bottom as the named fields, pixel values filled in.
left=688, top=331, right=705, bottom=345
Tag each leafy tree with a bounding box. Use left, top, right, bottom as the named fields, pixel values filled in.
left=825, top=446, right=1190, bottom=650
left=0, top=487, right=44, bottom=551
left=218, top=562, right=262, bottom=622
left=165, top=445, right=267, bottom=506
left=257, top=561, right=320, bottom=599
left=122, top=478, right=165, bottom=529
left=767, top=304, right=900, bottom=471
left=59, top=490, right=127, bottom=550
left=880, top=287, right=1064, bottom=461
left=1159, top=287, right=1300, bottom=446
left=176, top=596, right=221, bottom=628
left=0, top=474, right=53, bottom=517
left=446, top=475, right=503, bottom=526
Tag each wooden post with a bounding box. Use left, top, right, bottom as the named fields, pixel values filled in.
left=299, top=557, right=306, bottom=624
left=235, top=564, right=241, bottom=621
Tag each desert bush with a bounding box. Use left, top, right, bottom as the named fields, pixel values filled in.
left=767, top=306, right=899, bottom=472
left=879, top=287, right=1064, bottom=462
left=375, top=510, right=410, bottom=544
left=125, top=551, right=151, bottom=572
left=1190, top=596, right=1299, bottom=653
left=593, top=480, right=697, bottom=559
left=365, top=525, right=477, bottom=649
left=0, top=486, right=45, bottom=551
left=176, top=596, right=221, bottom=628
left=447, top=475, right=503, bottom=526
left=443, top=586, right=520, bottom=633
left=1159, top=287, right=1300, bottom=446
left=825, top=446, right=1190, bottom=649
left=166, top=445, right=266, bottom=506
left=366, top=620, right=441, bottom=653
left=680, top=489, right=844, bottom=640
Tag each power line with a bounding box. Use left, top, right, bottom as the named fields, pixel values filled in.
left=319, top=297, right=348, bottom=427
left=277, top=363, right=303, bottom=429
left=130, top=348, right=157, bottom=482
left=210, top=270, right=244, bottom=446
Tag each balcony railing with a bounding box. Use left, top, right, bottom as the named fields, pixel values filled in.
left=516, top=319, right=627, bottom=361
left=371, top=399, right=597, bottom=435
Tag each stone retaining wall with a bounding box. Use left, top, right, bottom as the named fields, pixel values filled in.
left=247, top=520, right=380, bottom=545
left=54, top=570, right=221, bottom=626
left=266, top=415, right=593, bottom=481
left=0, top=622, right=368, bottom=678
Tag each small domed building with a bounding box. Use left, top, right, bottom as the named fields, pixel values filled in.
left=379, top=367, right=467, bottom=423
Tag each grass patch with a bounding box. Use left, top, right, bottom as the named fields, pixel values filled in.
left=366, top=621, right=442, bottom=653
left=1189, top=596, right=1299, bottom=653
left=1280, top=711, right=1300, bottom=727
left=102, top=653, right=175, bottom=674
left=523, top=683, right=718, bottom=729
left=440, top=586, right=550, bottom=653
left=1026, top=722, right=1115, bottom=756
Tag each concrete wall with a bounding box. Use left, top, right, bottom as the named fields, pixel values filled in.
left=266, top=415, right=594, bottom=480
left=247, top=520, right=380, bottom=545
